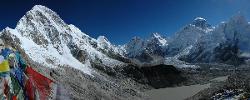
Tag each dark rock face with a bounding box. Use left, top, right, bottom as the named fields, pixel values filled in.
left=69, top=44, right=88, bottom=63
left=213, top=40, right=242, bottom=65
left=122, top=64, right=185, bottom=89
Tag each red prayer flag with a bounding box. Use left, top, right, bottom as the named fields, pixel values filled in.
left=3, top=79, right=9, bottom=99
left=25, top=67, right=53, bottom=100
left=25, top=79, right=35, bottom=100
left=12, top=96, right=17, bottom=100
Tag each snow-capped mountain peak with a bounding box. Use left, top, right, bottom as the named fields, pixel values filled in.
left=123, top=36, right=144, bottom=57
left=97, top=36, right=112, bottom=48
left=15, top=4, right=71, bottom=47
left=16, top=5, right=67, bottom=33
left=151, top=33, right=161, bottom=38
left=194, top=17, right=206, bottom=21
left=192, top=17, right=212, bottom=30
left=96, top=35, right=126, bottom=57
left=150, top=33, right=168, bottom=46
left=0, top=5, right=128, bottom=77
left=97, top=35, right=114, bottom=51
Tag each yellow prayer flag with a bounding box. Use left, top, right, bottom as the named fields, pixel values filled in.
left=0, top=60, right=10, bottom=72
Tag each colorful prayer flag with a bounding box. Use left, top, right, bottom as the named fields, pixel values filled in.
left=25, top=67, right=53, bottom=100
left=0, top=60, right=10, bottom=73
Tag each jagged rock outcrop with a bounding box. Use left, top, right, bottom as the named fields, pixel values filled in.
left=124, top=33, right=168, bottom=64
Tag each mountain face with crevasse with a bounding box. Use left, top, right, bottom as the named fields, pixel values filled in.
left=0, top=5, right=250, bottom=99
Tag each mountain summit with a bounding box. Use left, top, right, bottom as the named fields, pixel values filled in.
left=0, top=5, right=145, bottom=99
left=2, top=5, right=126, bottom=76
left=192, top=17, right=212, bottom=29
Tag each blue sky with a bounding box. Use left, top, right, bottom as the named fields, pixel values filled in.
left=0, top=0, right=250, bottom=44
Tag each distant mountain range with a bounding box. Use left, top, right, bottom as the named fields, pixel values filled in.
left=123, top=14, right=249, bottom=66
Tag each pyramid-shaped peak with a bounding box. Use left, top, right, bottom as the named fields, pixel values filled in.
left=31, top=5, right=50, bottom=11
left=18, top=5, right=63, bottom=22
left=194, top=17, right=207, bottom=21
left=151, top=33, right=162, bottom=38
left=27, top=5, right=57, bottom=17
left=149, top=33, right=167, bottom=46
left=192, top=17, right=207, bottom=25
left=97, top=36, right=110, bottom=43
left=16, top=5, right=67, bottom=33
left=192, top=17, right=211, bottom=29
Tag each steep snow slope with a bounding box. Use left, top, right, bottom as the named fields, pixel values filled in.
left=148, top=33, right=168, bottom=46
left=2, top=28, right=93, bottom=75
left=97, top=35, right=125, bottom=56
left=2, top=5, right=126, bottom=76
left=145, top=33, right=168, bottom=53
left=67, top=25, right=125, bottom=68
